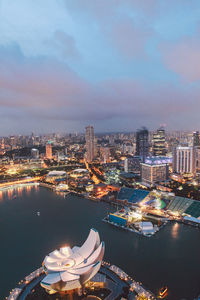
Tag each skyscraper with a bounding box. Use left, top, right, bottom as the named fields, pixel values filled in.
left=192, top=131, right=200, bottom=147
left=46, top=142, right=52, bottom=159
left=173, top=146, right=195, bottom=175
left=85, top=126, right=95, bottom=162
left=152, top=128, right=166, bottom=156
left=135, top=127, right=149, bottom=162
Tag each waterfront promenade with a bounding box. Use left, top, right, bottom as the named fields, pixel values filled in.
left=6, top=263, right=156, bottom=300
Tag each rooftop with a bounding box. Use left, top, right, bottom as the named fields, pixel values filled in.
left=117, top=187, right=149, bottom=203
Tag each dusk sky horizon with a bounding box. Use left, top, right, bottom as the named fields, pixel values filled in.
left=0, top=0, right=200, bottom=135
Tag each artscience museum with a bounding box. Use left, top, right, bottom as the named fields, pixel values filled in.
left=41, top=228, right=105, bottom=294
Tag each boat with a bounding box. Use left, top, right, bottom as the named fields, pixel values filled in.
left=158, top=286, right=168, bottom=298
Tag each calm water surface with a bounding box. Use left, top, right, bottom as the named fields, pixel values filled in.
left=0, top=185, right=200, bottom=300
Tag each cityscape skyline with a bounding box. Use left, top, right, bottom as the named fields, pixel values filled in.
left=2, top=1, right=200, bottom=299
left=0, top=0, right=200, bottom=134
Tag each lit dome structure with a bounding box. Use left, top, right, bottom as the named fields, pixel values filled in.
left=41, top=229, right=105, bottom=294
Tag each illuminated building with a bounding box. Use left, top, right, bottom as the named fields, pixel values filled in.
left=152, top=128, right=166, bottom=156
left=100, top=147, right=110, bottom=163
left=85, top=126, right=95, bottom=162
left=55, top=184, right=69, bottom=192
left=46, top=142, right=52, bottom=159
left=31, top=148, right=39, bottom=159
left=173, top=146, right=195, bottom=175
left=41, top=228, right=104, bottom=294
left=137, top=222, right=154, bottom=236
left=192, top=131, right=200, bottom=147
left=45, top=171, right=66, bottom=183
left=109, top=213, right=127, bottom=226
left=141, top=158, right=169, bottom=187
left=70, top=168, right=89, bottom=179
left=195, top=147, right=200, bottom=172
left=135, top=127, right=149, bottom=162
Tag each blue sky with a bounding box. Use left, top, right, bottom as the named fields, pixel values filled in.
left=0, top=0, right=200, bottom=134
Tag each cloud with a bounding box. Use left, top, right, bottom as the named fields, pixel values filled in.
left=64, top=0, right=153, bottom=60
left=160, top=37, right=200, bottom=82
left=0, top=43, right=200, bottom=134
left=45, top=30, right=81, bottom=60
left=104, top=18, right=151, bottom=59
left=64, top=0, right=158, bottom=19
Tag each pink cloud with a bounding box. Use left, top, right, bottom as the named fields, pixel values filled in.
left=160, top=38, right=200, bottom=82
left=105, top=18, right=151, bottom=59
left=0, top=44, right=200, bottom=131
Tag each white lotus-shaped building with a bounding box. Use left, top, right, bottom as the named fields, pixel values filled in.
left=41, top=228, right=105, bottom=294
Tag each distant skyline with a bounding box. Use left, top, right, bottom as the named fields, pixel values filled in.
left=0, top=0, right=200, bottom=134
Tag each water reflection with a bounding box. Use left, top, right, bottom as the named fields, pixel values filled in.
left=0, top=184, right=38, bottom=200
left=171, top=222, right=180, bottom=239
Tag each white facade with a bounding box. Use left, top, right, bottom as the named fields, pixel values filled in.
left=41, top=229, right=105, bottom=294
left=141, top=163, right=168, bottom=186
left=173, top=146, right=195, bottom=174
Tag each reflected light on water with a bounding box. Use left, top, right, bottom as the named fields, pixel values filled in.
left=17, top=186, right=23, bottom=197
left=0, top=184, right=38, bottom=200
left=7, top=188, right=14, bottom=200
left=171, top=222, right=180, bottom=239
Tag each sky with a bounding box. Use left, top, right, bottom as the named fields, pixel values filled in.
left=0, top=0, right=200, bottom=135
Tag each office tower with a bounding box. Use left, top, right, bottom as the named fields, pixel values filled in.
left=152, top=128, right=166, bottom=156
left=85, top=125, right=95, bottom=162
left=173, top=146, right=195, bottom=174
left=193, top=131, right=200, bottom=146
left=31, top=148, right=39, bottom=159
left=135, top=127, right=149, bottom=162
left=124, top=156, right=141, bottom=174
left=141, top=157, right=169, bottom=186
left=46, top=142, right=52, bottom=159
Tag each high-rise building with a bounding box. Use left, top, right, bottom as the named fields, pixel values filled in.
left=152, top=128, right=166, bottom=156
left=85, top=125, right=95, bottom=162
left=195, top=147, right=200, bottom=172
left=31, top=148, right=39, bottom=159
left=193, top=131, right=200, bottom=147
left=124, top=156, right=141, bottom=174
left=141, top=158, right=169, bottom=186
left=46, top=142, right=52, bottom=159
left=135, top=127, right=149, bottom=162
left=173, top=146, right=195, bottom=174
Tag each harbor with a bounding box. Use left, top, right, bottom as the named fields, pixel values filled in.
left=1, top=185, right=200, bottom=299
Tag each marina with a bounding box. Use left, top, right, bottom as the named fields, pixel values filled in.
left=1, top=186, right=200, bottom=299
